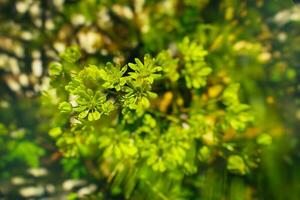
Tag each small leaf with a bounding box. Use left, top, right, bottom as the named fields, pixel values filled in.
left=227, top=155, right=247, bottom=175
left=92, top=110, right=101, bottom=120
left=199, top=67, right=212, bottom=76
left=58, top=101, right=72, bottom=113
left=198, top=146, right=210, bottom=161
left=78, top=110, right=89, bottom=119
left=141, top=97, right=150, bottom=108
left=223, top=83, right=240, bottom=105
left=128, top=63, right=138, bottom=71
left=88, top=112, right=94, bottom=121
left=60, top=46, right=81, bottom=63
left=256, top=134, right=272, bottom=146
left=49, top=62, right=62, bottom=76
left=49, top=127, right=62, bottom=138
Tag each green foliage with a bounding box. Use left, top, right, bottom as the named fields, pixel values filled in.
left=0, top=124, right=45, bottom=171
left=60, top=45, right=82, bottom=64
left=8, top=141, right=45, bottom=168
left=49, top=62, right=63, bottom=76
left=128, top=55, right=162, bottom=84
left=156, top=51, right=179, bottom=82
left=178, top=37, right=212, bottom=89
left=257, top=133, right=273, bottom=146
left=101, top=63, right=127, bottom=91
left=223, top=83, right=254, bottom=131
left=61, top=157, right=88, bottom=179
left=1, top=0, right=299, bottom=199
left=45, top=41, right=263, bottom=198
left=227, top=155, right=247, bottom=175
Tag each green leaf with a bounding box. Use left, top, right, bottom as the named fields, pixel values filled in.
left=179, top=38, right=211, bottom=89
left=9, top=141, right=45, bottom=167
left=198, top=67, right=212, bottom=76
left=128, top=63, right=138, bottom=71
left=49, top=127, right=62, bottom=138
left=141, top=97, right=150, bottom=108
left=198, top=146, right=210, bottom=162
left=256, top=134, right=272, bottom=146
left=60, top=45, right=81, bottom=63
left=178, top=37, right=208, bottom=62
left=156, top=51, right=179, bottom=82
left=78, top=110, right=89, bottom=119
left=227, top=155, right=247, bottom=175
left=223, top=83, right=240, bottom=105
left=128, top=55, right=162, bottom=84
left=58, top=101, right=73, bottom=113
left=88, top=112, right=94, bottom=121
left=153, top=159, right=166, bottom=172
left=102, top=101, right=115, bottom=115
left=49, top=62, right=63, bottom=76
left=92, top=110, right=101, bottom=120
left=101, top=63, right=127, bottom=90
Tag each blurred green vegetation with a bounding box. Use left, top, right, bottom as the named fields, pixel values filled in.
left=0, top=0, right=300, bottom=199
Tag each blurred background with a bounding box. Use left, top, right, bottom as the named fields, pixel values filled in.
left=0, top=0, right=300, bottom=199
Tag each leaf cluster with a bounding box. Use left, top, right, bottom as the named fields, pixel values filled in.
left=45, top=38, right=268, bottom=198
